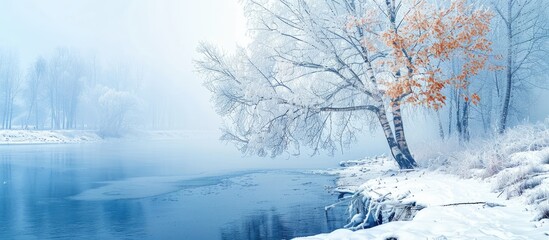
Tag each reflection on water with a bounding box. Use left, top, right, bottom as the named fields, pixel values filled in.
left=1, top=149, right=147, bottom=239
left=221, top=204, right=347, bottom=240
left=0, top=140, right=346, bottom=239
left=221, top=209, right=293, bottom=240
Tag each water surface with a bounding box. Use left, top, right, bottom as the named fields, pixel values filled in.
left=1, top=135, right=348, bottom=239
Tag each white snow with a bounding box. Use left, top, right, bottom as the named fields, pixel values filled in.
left=300, top=122, right=549, bottom=240
left=302, top=160, right=549, bottom=239
left=0, top=129, right=195, bottom=145
left=0, top=130, right=102, bottom=144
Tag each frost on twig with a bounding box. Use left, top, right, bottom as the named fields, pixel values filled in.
left=440, top=202, right=505, bottom=208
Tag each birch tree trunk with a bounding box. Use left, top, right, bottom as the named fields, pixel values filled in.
left=391, top=101, right=415, bottom=161
left=378, top=103, right=417, bottom=169
left=499, top=0, right=513, bottom=134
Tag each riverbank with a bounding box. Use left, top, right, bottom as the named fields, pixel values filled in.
left=0, top=130, right=102, bottom=144
left=301, top=122, right=549, bottom=239
left=305, top=156, right=548, bottom=239
left=0, top=129, right=199, bottom=145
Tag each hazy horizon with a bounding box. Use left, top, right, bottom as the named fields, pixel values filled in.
left=0, top=0, right=249, bottom=131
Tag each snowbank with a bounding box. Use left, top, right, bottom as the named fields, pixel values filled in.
left=303, top=159, right=549, bottom=239
left=301, top=121, right=549, bottom=239
left=0, top=129, right=197, bottom=145
left=0, top=130, right=102, bottom=145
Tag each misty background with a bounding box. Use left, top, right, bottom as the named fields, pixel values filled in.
left=0, top=0, right=250, bottom=132
left=0, top=0, right=547, bottom=153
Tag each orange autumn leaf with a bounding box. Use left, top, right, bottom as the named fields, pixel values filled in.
left=376, top=0, right=493, bottom=109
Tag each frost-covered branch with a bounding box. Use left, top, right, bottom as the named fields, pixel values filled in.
left=196, top=0, right=492, bottom=169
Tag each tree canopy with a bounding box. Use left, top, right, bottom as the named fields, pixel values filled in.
left=197, top=0, right=493, bottom=169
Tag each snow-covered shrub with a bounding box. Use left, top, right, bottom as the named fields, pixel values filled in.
left=437, top=120, right=549, bottom=178
left=494, top=120, right=549, bottom=154
left=481, top=150, right=512, bottom=178
left=413, top=137, right=462, bottom=169
left=98, top=88, right=138, bottom=137
left=528, top=188, right=549, bottom=204
left=519, top=178, right=543, bottom=192
left=535, top=204, right=549, bottom=221
left=494, top=166, right=543, bottom=190
left=493, top=165, right=544, bottom=198
left=414, top=120, right=549, bottom=223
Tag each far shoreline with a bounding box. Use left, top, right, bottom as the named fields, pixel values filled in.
left=0, top=129, right=208, bottom=145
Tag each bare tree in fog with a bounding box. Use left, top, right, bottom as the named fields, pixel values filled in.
left=493, top=0, right=548, bottom=133
left=422, top=0, right=548, bottom=140
left=98, top=88, right=138, bottom=137
left=25, top=57, right=47, bottom=129
left=46, top=49, right=85, bottom=129
left=0, top=52, right=22, bottom=129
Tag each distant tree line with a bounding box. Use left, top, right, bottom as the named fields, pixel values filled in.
left=0, top=48, right=183, bottom=136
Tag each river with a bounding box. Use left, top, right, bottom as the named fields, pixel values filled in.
left=0, top=133, right=355, bottom=239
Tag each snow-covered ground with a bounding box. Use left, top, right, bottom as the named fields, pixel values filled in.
left=301, top=121, right=549, bottom=239
left=0, top=130, right=102, bottom=144
left=0, top=129, right=196, bottom=145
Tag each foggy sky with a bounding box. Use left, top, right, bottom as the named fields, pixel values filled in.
left=0, top=0, right=248, bottom=130
left=0, top=0, right=546, bottom=142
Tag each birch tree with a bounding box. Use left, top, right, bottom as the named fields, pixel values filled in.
left=494, top=0, right=548, bottom=133
left=197, top=0, right=492, bottom=169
